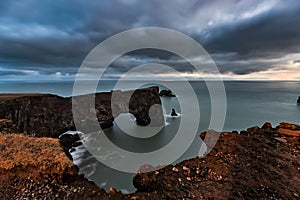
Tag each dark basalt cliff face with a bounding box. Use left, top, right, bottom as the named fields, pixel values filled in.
left=0, top=94, right=73, bottom=137
left=0, top=86, right=163, bottom=137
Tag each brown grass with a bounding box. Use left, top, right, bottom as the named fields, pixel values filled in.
left=0, top=133, right=75, bottom=178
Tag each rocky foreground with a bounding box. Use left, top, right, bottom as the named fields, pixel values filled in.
left=0, top=122, right=299, bottom=199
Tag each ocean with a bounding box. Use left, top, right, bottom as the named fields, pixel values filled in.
left=1, top=80, right=300, bottom=192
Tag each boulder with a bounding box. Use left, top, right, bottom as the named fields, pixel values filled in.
left=277, top=122, right=300, bottom=130
left=277, top=128, right=300, bottom=137
left=199, top=131, right=207, bottom=140
left=59, top=133, right=83, bottom=160
left=262, top=122, right=272, bottom=129
left=247, top=126, right=260, bottom=133
left=159, top=89, right=175, bottom=97
left=274, top=137, right=287, bottom=143
left=59, top=133, right=81, bottom=149
left=240, top=130, right=248, bottom=135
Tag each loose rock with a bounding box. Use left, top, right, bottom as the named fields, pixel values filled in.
left=274, top=137, right=287, bottom=143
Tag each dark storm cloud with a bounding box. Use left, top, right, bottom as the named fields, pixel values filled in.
left=0, top=0, right=300, bottom=80
left=0, top=0, right=183, bottom=72
left=105, top=0, right=300, bottom=77
left=198, top=1, right=300, bottom=75
left=204, top=4, right=300, bottom=55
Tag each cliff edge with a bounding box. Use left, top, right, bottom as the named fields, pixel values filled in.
left=0, top=86, right=164, bottom=137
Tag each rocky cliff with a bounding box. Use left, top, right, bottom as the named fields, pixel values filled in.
left=0, top=86, right=164, bottom=137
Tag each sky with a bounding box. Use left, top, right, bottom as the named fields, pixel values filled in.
left=0, top=0, right=300, bottom=81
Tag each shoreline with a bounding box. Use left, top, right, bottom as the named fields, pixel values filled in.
left=0, top=121, right=299, bottom=199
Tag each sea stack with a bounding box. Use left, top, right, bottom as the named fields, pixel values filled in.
left=171, top=108, right=178, bottom=117
left=297, top=96, right=300, bottom=104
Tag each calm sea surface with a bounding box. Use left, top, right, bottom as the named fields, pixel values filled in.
left=1, top=80, right=300, bottom=192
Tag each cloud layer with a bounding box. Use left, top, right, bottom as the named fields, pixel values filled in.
left=0, top=0, right=300, bottom=80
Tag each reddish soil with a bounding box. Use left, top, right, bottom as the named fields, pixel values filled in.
left=133, top=124, right=300, bottom=199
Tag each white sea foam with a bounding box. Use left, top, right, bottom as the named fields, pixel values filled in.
left=165, top=113, right=182, bottom=118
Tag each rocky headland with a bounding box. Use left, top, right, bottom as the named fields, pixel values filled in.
left=0, top=87, right=299, bottom=199
left=0, top=86, right=164, bottom=137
